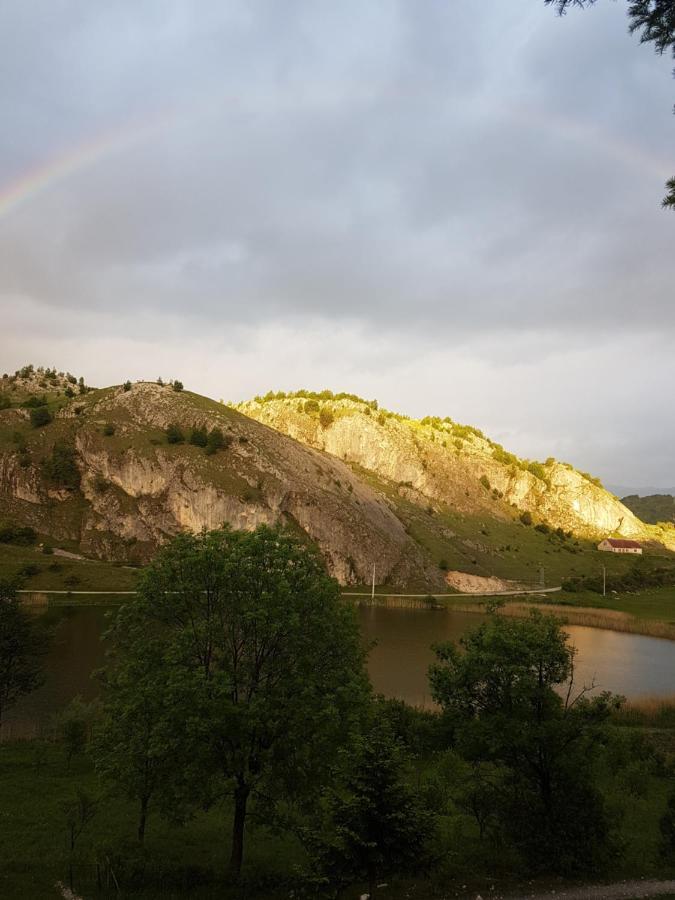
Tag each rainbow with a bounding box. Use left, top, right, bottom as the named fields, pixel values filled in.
left=0, top=112, right=173, bottom=221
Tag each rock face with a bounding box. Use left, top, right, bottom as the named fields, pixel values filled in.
left=237, top=396, right=673, bottom=548
left=1, top=377, right=672, bottom=590
left=0, top=383, right=440, bottom=587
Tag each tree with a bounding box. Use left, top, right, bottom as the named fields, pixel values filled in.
left=205, top=427, right=228, bottom=455
left=172, top=380, right=184, bottom=392
left=319, top=407, right=334, bottom=428
left=123, top=380, right=132, bottom=392
left=42, top=443, right=80, bottom=490
left=56, top=697, right=92, bottom=772
left=0, top=579, right=46, bottom=731
left=30, top=406, right=51, bottom=428
left=189, top=425, right=208, bottom=447
left=109, top=526, right=369, bottom=878
left=545, top=0, right=675, bottom=208
left=309, top=716, right=433, bottom=897
left=165, top=423, right=184, bottom=444
left=94, top=635, right=195, bottom=843
left=430, top=609, right=620, bottom=873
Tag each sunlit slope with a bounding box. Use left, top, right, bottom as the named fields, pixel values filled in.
left=237, top=393, right=675, bottom=550
left=0, top=377, right=439, bottom=587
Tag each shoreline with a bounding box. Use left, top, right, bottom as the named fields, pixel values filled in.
left=17, top=588, right=675, bottom=642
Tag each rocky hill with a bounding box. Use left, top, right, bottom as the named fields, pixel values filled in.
left=237, top=391, right=675, bottom=551
left=1, top=370, right=673, bottom=590
left=0, top=374, right=439, bottom=588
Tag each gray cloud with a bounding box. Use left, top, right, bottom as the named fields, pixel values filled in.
left=0, top=0, right=673, bottom=485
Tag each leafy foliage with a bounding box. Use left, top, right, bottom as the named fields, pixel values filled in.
left=430, top=609, right=621, bottom=873
left=0, top=579, right=47, bottom=729
left=308, top=716, right=433, bottom=896
left=29, top=406, right=52, bottom=428
left=42, top=443, right=80, bottom=490
left=98, top=526, right=369, bottom=876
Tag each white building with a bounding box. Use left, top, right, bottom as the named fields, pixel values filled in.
left=598, top=538, right=642, bottom=555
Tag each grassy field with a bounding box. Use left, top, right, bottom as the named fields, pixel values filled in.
left=1, top=714, right=674, bottom=900
left=0, top=543, right=140, bottom=593
left=0, top=742, right=304, bottom=900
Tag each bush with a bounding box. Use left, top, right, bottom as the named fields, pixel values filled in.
left=42, top=443, right=80, bottom=490
left=0, top=524, right=37, bottom=545
left=519, top=511, right=533, bottom=526
left=172, top=380, right=183, bottom=392
left=480, top=475, right=491, bottom=490
left=102, top=423, right=115, bottom=436
left=0, top=394, right=10, bottom=410
left=30, top=407, right=52, bottom=428
left=64, top=386, right=74, bottom=398
left=205, top=428, right=229, bottom=455
left=23, top=395, right=47, bottom=409
left=166, top=424, right=184, bottom=445
left=304, top=399, right=320, bottom=414
left=123, top=380, right=132, bottom=392
left=319, top=407, right=334, bottom=428
left=189, top=426, right=208, bottom=448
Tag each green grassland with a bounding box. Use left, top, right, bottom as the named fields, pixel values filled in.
left=1, top=717, right=674, bottom=900
left=0, top=742, right=303, bottom=900
left=0, top=543, right=140, bottom=594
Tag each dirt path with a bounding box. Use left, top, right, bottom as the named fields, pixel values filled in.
left=500, top=880, right=675, bottom=899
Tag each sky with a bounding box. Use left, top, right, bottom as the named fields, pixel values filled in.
left=0, top=1, right=673, bottom=489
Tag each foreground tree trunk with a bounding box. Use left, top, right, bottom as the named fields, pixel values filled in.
left=138, top=794, right=149, bottom=844
left=229, top=778, right=250, bottom=878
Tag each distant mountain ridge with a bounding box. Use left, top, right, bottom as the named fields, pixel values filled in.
left=621, top=494, right=675, bottom=526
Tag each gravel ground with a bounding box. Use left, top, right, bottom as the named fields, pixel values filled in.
left=499, top=880, right=675, bottom=900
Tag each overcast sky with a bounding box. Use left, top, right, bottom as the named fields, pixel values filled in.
left=1, top=1, right=672, bottom=488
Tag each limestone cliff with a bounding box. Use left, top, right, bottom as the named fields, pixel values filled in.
left=0, top=382, right=439, bottom=587
left=237, top=395, right=674, bottom=549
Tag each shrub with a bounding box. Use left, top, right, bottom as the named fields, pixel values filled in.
left=205, top=428, right=228, bottom=455
left=319, top=407, right=334, bottom=428
left=166, top=423, right=184, bottom=444
left=304, top=399, right=320, bottom=414
left=23, top=395, right=47, bottom=409
left=42, top=443, right=80, bottom=490
left=123, top=380, right=132, bottom=392
left=189, top=426, right=208, bottom=448
left=480, top=474, right=491, bottom=490
left=520, top=511, right=533, bottom=526
left=535, top=522, right=550, bottom=534
left=0, top=524, right=37, bottom=545
left=0, top=394, right=10, bottom=410
left=172, top=380, right=183, bottom=392
left=64, top=387, right=74, bottom=398
left=102, top=423, right=115, bottom=436
left=30, top=407, right=52, bottom=428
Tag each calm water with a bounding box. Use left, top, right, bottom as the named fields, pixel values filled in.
left=4, top=603, right=675, bottom=738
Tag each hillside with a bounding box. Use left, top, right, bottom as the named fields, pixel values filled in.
left=237, top=392, right=675, bottom=552
left=621, top=494, right=675, bottom=526
left=1, top=369, right=673, bottom=591
left=0, top=371, right=439, bottom=588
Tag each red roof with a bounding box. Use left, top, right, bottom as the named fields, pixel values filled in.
left=604, top=539, right=641, bottom=548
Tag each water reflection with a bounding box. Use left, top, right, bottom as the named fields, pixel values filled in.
left=4, top=604, right=675, bottom=737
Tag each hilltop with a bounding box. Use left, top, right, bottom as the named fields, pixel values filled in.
left=1, top=369, right=673, bottom=591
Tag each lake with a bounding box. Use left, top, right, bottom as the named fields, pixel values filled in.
left=4, top=603, right=675, bottom=738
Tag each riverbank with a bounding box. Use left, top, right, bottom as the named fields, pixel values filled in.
left=439, top=585, right=675, bottom=640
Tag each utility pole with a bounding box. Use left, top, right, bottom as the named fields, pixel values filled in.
left=602, top=564, right=606, bottom=597
left=371, top=563, right=376, bottom=603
